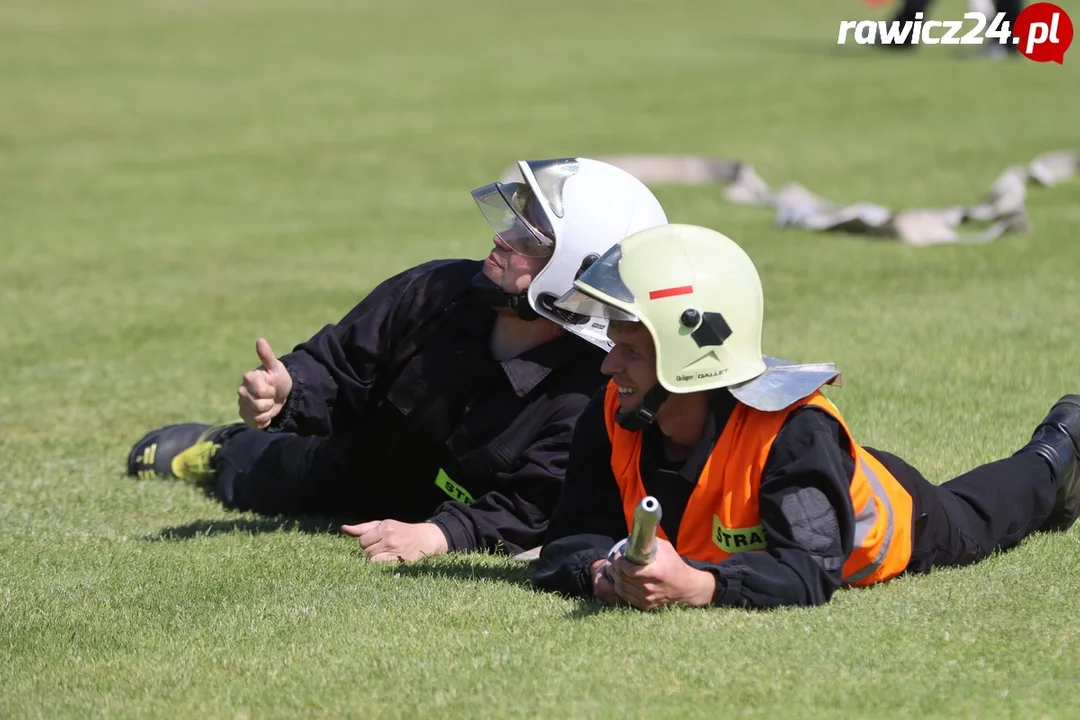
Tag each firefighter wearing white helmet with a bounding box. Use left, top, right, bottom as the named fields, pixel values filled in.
left=126, top=158, right=668, bottom=566
left=471, top=157, right=669, bottom=349
left=533, top=223, right=1080, bottom=612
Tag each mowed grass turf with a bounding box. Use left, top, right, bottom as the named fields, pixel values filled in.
left=2, top=0, right=1079, bottom=717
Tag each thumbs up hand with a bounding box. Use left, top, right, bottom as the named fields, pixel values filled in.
left=237, top=338, right=294, bottom=429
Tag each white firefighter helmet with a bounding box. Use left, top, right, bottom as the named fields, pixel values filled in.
left=471, top=158, right=668, bottom=349
left=555, top=223, right=841, bottom=415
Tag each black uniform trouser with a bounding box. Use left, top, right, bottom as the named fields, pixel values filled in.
left=867, top=448, right=1056, bottom=573
left=211, top=427, right=439, bottom=523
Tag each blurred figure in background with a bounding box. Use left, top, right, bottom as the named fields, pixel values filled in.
left=127, top=158, right=668, bottom=562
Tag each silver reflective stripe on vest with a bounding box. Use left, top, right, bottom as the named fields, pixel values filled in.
left=842, top=457, right=895, bottom=585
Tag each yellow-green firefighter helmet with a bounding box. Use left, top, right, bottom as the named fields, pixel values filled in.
left=556, top=223, right=841, bottom=411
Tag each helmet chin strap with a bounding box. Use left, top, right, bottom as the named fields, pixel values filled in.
left=470, top=271, right=539, bottom=321
left=614, top=383, right=671, bottom=431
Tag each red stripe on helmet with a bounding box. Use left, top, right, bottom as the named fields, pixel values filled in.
left=648, top=285, right=694, bottom=300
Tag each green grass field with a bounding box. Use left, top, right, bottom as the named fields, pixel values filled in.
left=3, top=0, right=1080, bottom=717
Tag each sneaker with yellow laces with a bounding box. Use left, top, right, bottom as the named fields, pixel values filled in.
left=126, top=423, right=240, bottom=483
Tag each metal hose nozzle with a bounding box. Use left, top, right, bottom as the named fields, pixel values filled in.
left=624, top=496, right=662, bottom=565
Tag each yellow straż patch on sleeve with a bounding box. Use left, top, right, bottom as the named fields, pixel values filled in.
left=434, top=470, right=475, bottom=505
left=712, top=514, right=768, bottom=553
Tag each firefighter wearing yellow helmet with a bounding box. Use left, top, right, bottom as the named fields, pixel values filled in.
left=533, top=224, right=1080, bottom=610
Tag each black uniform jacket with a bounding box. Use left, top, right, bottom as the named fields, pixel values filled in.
left=269, top=259, right=608, bottom=555
left=533, top=387, right=876, bottom=608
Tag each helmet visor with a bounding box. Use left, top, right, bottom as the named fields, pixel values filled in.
left=471, top=182, right=555, bottom=258
left=554, top=288, right=639, bottom=322
left=554, top=245, right=639, bottom=321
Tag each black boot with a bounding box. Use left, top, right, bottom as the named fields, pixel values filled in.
left=127, top=422, right=246, bottom=482
left=1019, top=395, right=1080, bottom=532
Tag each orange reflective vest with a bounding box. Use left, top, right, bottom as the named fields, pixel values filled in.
left=603, top=381, right=913, bottom=587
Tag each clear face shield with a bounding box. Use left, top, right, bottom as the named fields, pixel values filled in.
left=553, top=245, right=640, bottom=322
left=471, top=182, right=556, bottom=258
